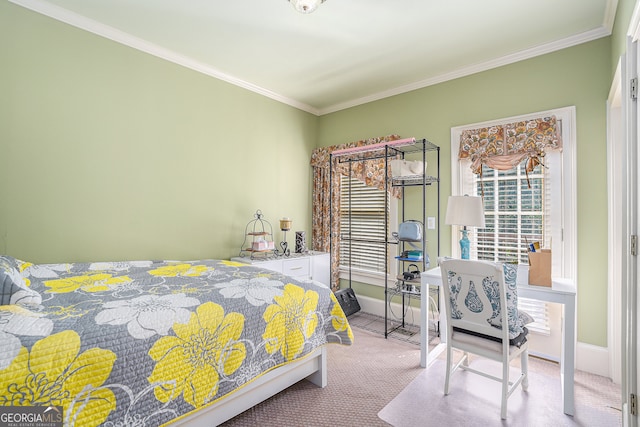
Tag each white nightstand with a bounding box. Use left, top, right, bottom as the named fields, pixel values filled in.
left=231, top=252, right=330, bottom=286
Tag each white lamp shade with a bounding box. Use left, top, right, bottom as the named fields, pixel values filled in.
left=445, top=196, right=485, bottom=227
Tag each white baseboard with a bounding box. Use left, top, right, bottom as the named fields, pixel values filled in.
left=354, top=295, right=612, bottom=379
left=357, top=294, right=423, bottom=325
left=576, top=341, right=610, bottom=378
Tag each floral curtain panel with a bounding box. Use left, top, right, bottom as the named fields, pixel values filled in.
left=459, top=115, right=562, bottom=175
left=310, top=135, right=401, bottom=291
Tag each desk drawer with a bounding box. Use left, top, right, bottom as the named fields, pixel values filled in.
left=282, top=258, right=310, bottom=278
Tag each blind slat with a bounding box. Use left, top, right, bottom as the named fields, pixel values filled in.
left=340, top=176, right=388, bottom=274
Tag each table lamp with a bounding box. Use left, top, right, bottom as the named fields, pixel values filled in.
left=445, top=195, right=485, bottom=259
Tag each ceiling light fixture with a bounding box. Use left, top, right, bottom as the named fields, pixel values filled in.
left=289, top=0, right=325, bottom=14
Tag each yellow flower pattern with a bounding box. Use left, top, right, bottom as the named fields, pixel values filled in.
left=44, top=274, right=132, bottom=294
left=1, top=257, right=353, bottom=425
left=46, top=303, right=94, bottom=320
left=17, top=260, right=33, bottom=273
left=148, top=302, right=246, bottom=408
left=0, top=330, right=116, bottom=427
left=262, top=283, right=319, bottom=361
left=220, top=260, right=246, bottom=267
left=330, top=292, right=354, bottom=342
left=148, top=263, right=212, bottom=277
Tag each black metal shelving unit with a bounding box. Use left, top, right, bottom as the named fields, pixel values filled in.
left=330, top=138, right=440, bottom=338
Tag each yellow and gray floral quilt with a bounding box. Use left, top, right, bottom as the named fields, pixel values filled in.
left=0, top=257, right=353, bottom=426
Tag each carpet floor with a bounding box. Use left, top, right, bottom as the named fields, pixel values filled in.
left=220, top=315, right=621, bottom=427
left=221, top=326, right=422, bottom=427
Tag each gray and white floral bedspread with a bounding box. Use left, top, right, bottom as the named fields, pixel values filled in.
left=0, top=257, right=353, bottom=426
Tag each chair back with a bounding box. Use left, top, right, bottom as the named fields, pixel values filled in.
left=439, top=258, right=509, bottom=342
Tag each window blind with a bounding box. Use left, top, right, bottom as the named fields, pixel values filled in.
left=339, top=175, right=388, bottom=274
left=473, top=164, right=545, bottom=263
left=461, top=161, right=551, bottom=335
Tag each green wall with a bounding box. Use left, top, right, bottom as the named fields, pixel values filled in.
left=0, top=2, right=317, bottom=263
left=318, top=39, right=612, bottom=347
left=612, top=0, right=637, bottom=76
left=0, top=0, right=624, bottom=347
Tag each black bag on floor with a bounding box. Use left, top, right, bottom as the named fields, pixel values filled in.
left=335, top=288, right=361, bottom=317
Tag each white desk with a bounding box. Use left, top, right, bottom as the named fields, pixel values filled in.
left=420, top=264, right=577, bottom=416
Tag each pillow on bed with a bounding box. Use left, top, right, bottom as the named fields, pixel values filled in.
left=0, top=255, right=41, bottom=306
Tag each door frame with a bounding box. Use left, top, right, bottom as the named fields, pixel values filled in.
left=607, top=60, right=623, bottom=386
left=615, top=9, right=640, bottom=423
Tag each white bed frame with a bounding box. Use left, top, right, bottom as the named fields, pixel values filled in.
left=174, top=346, right=327, bottom=426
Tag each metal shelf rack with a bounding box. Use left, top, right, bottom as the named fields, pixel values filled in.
left=330, top=138, right=440, bottom=337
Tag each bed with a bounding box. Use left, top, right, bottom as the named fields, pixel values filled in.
left=0, top=255, right=353, bottom=426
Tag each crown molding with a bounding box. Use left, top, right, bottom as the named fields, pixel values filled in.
left=319, top=26, right=612, bottom=115
left=629, top=0, right=640, bottom=40
left=11, top=0, right=611, bottom=117
left=9, top=0, right=320, bottom=116
left=603, top=0, right=619, bottom=33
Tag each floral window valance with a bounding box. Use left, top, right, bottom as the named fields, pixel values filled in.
left=310, top=134, right=403, bottom=198
left=459, top=115, right=562, bottom=175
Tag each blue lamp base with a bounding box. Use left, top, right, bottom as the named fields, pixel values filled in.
left=459, top=229, right=470, bottom=259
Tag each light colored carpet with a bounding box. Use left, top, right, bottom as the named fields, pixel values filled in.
left=219, top=320, right=620, bottom=427
left=220, top=327, right=423, bottom=426
left=378, top=358, right=621, bottom=427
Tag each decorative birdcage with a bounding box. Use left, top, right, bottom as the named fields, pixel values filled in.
left=239, top=210, right=277, bottom=259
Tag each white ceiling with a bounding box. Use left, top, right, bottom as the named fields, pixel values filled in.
left=12, top=0, right=616, bottom=115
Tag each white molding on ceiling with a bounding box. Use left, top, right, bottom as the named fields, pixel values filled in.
left=11, top=0, right=613, bottom=117
left=318, top=26, right=612, bottom=115
left=604, top=0, right=620, bottom=34
left=9, top=0, right=321, bottom=116
left=628, top=0, right=640, bottom=40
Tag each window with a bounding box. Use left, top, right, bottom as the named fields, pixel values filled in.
left=339, top=175, right=396, bottom=284
left=462, top=161, right=552, bottom=333
left=468, top=163, right=548, bottom=264
left=451, top=107, right=576, bottom=344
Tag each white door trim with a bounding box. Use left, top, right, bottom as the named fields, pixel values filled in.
left=620, top=10, right=640, bottom=422
left=607, top=59, right=623, bottom=385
